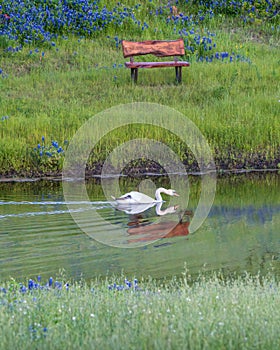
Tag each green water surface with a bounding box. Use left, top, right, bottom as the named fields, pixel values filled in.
left=0, top=173, right=279, bottom=281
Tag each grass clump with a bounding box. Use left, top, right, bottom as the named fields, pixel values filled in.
left=0, top=271, right=279, bottom=349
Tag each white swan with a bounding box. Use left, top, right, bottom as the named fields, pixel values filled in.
left=111, top=187, right=179, bottom=205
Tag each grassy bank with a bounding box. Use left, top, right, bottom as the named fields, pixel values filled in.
left=0, top=1, right=279, bottom=176
left=0, top=271, right=279, bottom=350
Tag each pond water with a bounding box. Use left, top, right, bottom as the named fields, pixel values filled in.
left=0, top=173, right=279, bottom=281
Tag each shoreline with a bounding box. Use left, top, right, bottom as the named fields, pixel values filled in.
left=0, top=166, right=279, bottom=183
left=1, top=148, right=279, bottom=181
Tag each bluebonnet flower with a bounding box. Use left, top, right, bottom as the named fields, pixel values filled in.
left=52, top=141, right=58, bottom=148
left=49, top=277, right=53, bottom=287
left=28, top=279, right=34, bottom=290
left=33, top=136, right=66, bottom=165
left=108, top=278, right=140, bottom=291
left=125, top=278, right=132, bottom=288
left=134, top=279, right=138, bottom=288
left=0, top=0, right=262, bottom=67
left=20, top=284, right=27, bottom=293
left=54, top=281, right=62, bottom=289
left=0, top=287, right=7, bottom=294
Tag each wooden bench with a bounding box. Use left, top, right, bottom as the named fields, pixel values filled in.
left=122, top=38, right=190, bottom=83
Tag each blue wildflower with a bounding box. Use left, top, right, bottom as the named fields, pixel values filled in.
left=20, top=284, right=27, bottom=293
left=125, top=278, right=132, bottom=288
left=51, top=141, right=58, bottom=148
left=55, top=281, right=62, bottom=289
left=28, top=279, right=34, bottom=290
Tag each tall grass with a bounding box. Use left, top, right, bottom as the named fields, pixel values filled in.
left=0, top=1, right=279, bottom=175
left=0, top=271, right=279, bottom=350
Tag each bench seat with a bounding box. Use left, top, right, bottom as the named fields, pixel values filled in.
left=125, top=61, right=190, bottom=69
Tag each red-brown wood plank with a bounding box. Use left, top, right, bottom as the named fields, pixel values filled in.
left=122, top=39, right=185, bottom=58
left=125, top=61, right=190, bottom=68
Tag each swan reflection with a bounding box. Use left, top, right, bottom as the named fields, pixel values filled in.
left=113, top=201, right=178, bottom=216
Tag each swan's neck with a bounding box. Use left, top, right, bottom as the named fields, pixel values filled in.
left=155, top=188, right=168, bottom=202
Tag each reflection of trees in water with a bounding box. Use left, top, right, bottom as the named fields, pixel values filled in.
left=245, top=247, right=280, bottom=276
left=209, top=205, right=279, bottom=225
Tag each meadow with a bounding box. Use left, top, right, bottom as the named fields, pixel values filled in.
left=0, top=2, right=280, bottom=348
left=0, top=0, right=279, bottom=176
left=0, top=271, right=280, bottom=350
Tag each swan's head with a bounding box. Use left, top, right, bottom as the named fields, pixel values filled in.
left=167, top=189, right=179, bottom=197
left=157, top=188, right=179, bottom=197
left=154, top=188, right=179, bottom=201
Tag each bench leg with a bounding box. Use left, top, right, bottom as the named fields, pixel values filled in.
left=131, top=68, right=138, bottom=83
left=175, top=67, right=182, bottom=83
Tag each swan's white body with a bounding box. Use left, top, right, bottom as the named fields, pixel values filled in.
left=114, top=202, right=156, bottom=215
left=112, top=187, right=179, bottom=205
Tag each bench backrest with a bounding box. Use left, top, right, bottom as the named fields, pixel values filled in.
left=122, top=39, right=185, bottom=58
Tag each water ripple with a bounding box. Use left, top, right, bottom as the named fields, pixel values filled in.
left=0, top=207, right=92, bottom=219
left=0, top=200, right=111, bottom=206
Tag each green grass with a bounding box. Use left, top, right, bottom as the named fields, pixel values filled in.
left=0, top=2, right=279, bottom=176
left=0, top=271, right=279, bottom=350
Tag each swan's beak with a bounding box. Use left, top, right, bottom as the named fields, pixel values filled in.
left=174, top=192, right=179, bottom=197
